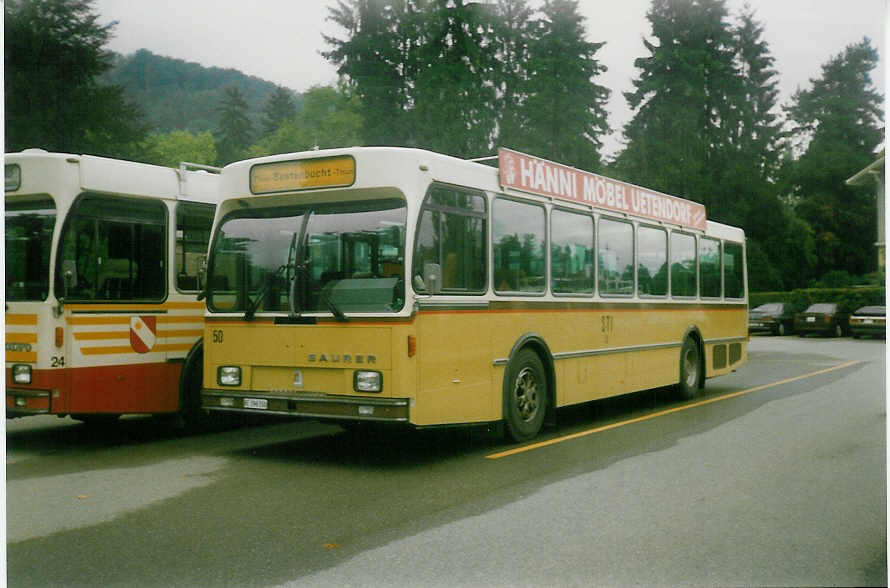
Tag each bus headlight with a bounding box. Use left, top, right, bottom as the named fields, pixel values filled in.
left=354, top=371, right=382, bottom=393
left=218, top=366, right=241, bottom=387
left=12, top=364, right=32, bottom=385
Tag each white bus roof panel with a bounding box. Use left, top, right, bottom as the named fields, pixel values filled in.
left=79, top=155, right=179, bottom=198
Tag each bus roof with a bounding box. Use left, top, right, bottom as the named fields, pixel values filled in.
left=220, top=146, right=736, bottom=236
left=5, top=149, right=220, bottom=204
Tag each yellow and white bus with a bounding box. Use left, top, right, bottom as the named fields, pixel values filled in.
left=200, top=147, right=747, bottom=441
left=5, top=149, right=220, bottom=424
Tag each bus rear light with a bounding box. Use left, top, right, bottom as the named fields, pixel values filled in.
left=15, top=397, right=27, bottom=407
left=407, top=335, right=417, bottom=357
left=55, top=327, right=64, bottom=347
left=354, top=371, right=382, bottom=393
left=12, top=364, right=31, bottom=384
left=219, top=397, right=235, bottom=407
left=218, top=366, right=241, bottom=386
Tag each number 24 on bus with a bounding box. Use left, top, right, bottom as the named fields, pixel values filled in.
left=199, top=146, right=747, bottom=442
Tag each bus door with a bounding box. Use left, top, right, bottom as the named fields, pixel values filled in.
left=57, top=193, right=176, bottom=414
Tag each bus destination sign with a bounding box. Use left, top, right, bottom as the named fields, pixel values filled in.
left=250, top=155, right=356, bottom=194
left=498, top=148, right=706, bottom=230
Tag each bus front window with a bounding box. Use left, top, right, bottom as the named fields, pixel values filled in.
left=5, top=198, right=56, bottom=301
left=207, top=198, right=407, bottom=315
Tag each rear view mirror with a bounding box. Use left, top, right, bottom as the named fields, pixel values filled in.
left=423, top=263, right=441, bottom=294
left=62, top=259, right=77, bottom=290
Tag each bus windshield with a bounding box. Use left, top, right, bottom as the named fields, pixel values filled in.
left=207, top=198, right=407, bottom=315
left=5, top=198, right=56, bottom=301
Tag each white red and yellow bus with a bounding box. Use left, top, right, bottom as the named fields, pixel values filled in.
left=200, top=147, right=747, bottom=441
left=5, top=149, right=220, bottom=424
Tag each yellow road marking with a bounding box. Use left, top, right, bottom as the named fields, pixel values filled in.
left=486, top=359, right=862, bottom=460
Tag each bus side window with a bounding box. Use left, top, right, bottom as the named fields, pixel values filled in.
left=637, top=225, right=667, bottom=297
left=57, top=194, right=166, bottom=301
left=412, top=184, right=487, bottom=294
left=176, top=202, right=215, bottom=292
left=699, top=237, right=721, bottom=298
left=670, top=232, right=696, bottom=297
left=550, top=209, right=594, bottom=295
left=493, top=198, right=545, bottom=294
left=598, top=217, right=634, bottom=296
left=723, top=241, right=745, bottom=299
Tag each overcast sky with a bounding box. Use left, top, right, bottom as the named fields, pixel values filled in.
left=93, top=0, right=887, bottom=155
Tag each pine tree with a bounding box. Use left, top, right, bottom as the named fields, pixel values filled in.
left=410, top=0, right=499, bottom=156
left=727, top=5, right=800, bottom=289
left=481, top=0, right=530, bottom=154
left=324, top=0, right=410, bottom=146
left=786, top=38, right=883, bottom=277
left=215, top=86, right=254, bottom=165
left=5, top=0, right=147, bottom=156
left=615, top=0, right=739, bottom=206
left=261, top=86, right=298, bottom=136
left=520, top=0, right=610, bottom=171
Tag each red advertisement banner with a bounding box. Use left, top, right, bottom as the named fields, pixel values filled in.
left=498, top=148, right=707, bottom=230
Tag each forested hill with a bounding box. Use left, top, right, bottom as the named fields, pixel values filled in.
left=102, top=49, right=302, bottom=134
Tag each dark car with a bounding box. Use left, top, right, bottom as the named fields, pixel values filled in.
left=794, top=303, right=849, bottom=337
left=748, top=302, right=795, bottom=335
left=849, top=305, right=886, bottom=339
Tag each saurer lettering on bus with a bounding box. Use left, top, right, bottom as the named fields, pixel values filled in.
left=307, top=353, right=377, bottom=364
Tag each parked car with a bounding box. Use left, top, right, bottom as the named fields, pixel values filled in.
left=849, top=305, right=886, bottom=339
left=748, top=302, right=795, bottom=335
left=794, top=303, right=849, bottom=337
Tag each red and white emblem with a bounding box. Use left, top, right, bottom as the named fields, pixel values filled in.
left=129, top=316, right=157, bottom=354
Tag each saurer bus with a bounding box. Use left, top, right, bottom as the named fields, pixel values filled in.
left=199, top=147, right=747, bottom=441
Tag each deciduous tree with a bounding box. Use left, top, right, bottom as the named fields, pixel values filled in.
left=247, top=85, right=363, bottom=157
left=141, top=130, right=217, bottom=168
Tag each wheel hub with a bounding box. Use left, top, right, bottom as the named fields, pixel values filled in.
left=514, top=367, right=539, bottom=422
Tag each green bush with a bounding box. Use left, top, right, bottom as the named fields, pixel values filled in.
left=750, top=287, right=885, bottom=314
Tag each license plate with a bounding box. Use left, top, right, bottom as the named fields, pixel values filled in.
left=806, top=317, right=816, bottom=322
left=749, top=322, right=762, bottom=327
left=244, top=398, right=268, bottom=410
left=863, top=319, right=874, bottom=324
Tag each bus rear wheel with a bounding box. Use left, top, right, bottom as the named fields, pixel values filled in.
left=677, top=337, right=702, bottom=400
left=504, top=349, right=547, bottom=443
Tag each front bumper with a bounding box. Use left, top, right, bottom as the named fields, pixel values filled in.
left=202, top=389, right=410, bottom=422
left=6, top=387, right=52, bottom=417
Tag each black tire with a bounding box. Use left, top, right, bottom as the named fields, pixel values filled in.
left=503, top=349, right=547, bottom=442
left=676, top=337, right=702, bottom=400
left=179, top=342, right=205, bottom=427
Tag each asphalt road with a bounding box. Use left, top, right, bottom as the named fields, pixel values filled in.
left=5, top=334, right=887, bottom=587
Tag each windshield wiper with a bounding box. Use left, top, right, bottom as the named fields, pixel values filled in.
left=289, top=263, right=347, bottom=322
left=321, top=290, right=348, bottom=322
left=244, top=264, right=288, bottom=321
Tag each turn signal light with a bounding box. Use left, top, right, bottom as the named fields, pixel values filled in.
left=55, top=327, right=64, bottom=348
left=407, top=335, right=417, bottom=357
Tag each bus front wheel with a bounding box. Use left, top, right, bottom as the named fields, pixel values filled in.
left=504, top=349, right=547, bottom=442
left=677, top=337, right=702, bottom=400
